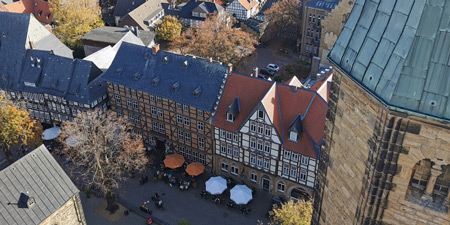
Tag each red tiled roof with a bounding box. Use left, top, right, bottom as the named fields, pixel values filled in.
left=0, top=3, right=8, bottom=12
left=238, top=0, right=258, bottom=10
left=261, top=83, right=283, bottom=138
left=302, top=94, right=327, bottom=144
left=213, top=73, right=273, bottom=132
left=213, top=0, right=226, bottom=7
left=5, top=0, right=52, bottom=24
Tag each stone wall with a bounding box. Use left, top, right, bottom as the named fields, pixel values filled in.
left=40, top=193, right=86, bottom=225
left=318, top=0, right=354, bottom=66
left=313, top=67, right=450, bottom=224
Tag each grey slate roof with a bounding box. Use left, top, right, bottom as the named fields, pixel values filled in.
left=12, top=49, right=106, bottom=104
left=121, top=0, right=166, bottom=30
left=102, top=42, right=229, bottom=112
left=163, top=1, right=223, bottom=21
left=305, top=0, right=339, bottom=11
left=82, top=26, right=155, bottom=47
left=0, top=145, right=79, bottom=225
left=226, top=97, right=240, bottom=117
left=329, top=0, right=450, bottom=121
left=114, top=0, right=146, bottom=17
left=34, top=34, right=73, bottom=59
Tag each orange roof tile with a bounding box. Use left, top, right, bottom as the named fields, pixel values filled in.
left=261, top=83, right=283, bottom=138
left=0, top=3, right=8, bottom=12
left=238, top=0, right=258, bottom=11
left=5, top=0, right=52, bottom=24
left=213, top=73, right=273, bottom=132
left=4, top=0, right=32, bottom=13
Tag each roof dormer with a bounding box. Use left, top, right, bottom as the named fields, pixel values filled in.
left=172, top=81, right=180, bottom=91
left=288, top=114, right=303, bottom=142
left=226, top=97, right=240, bottom=122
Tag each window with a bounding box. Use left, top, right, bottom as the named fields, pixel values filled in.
left=151, top=106, right=157, bottom=115
left=289, top=131, right=298, bottom=141
left=136, top=116, right=141, bottom=124
left=283, top=165, right=289, bottom=176
left=131, top=89, right=136, bottom=96
left=233, top=147, right=239, bottom=158
left=300, top=169, right=307, bottom=181
left=184, top=117, right=190, bottom=126
left=221, top=144, right=226, bottom=154
left=250, top=138, right=256, bottom=149
left=183, top=104, right=189, bottom=111
left=113, top=84, right=118, bottom=91
left=257, top=140, right=263, bottom=151
left=250, top=154, right=256, bottom=165
left=156, top=96, right=162, bottom=103
left=233, top=134, right=238, bottom=142
left=250, top=122, right=256, bottom=132
left=284, top=151, right=291, bottom=160
left=257, top=156, right=262, bottom=167
left=198, top=137, right=205, bottom=148
left=264, top=142, right=270, bottom=154
left=115, top=95, right=121, bottom=103
left=125, top=88, right=130, bottom=94
left=277, top=181, right=285, bottom=192
left=197, top=109, right=203, bottom=116
left=226, top=113, right=234, bottom=122
left=251, top=172, right=257, bottom=182
left=290, top=167, right=297, bottom=178
left=127, top=99, right=133, bottom=107
left=157, top=109, right=163, bottom=118
left=226, top=132, right=232, bottom=140
left=197, top=122, right=204, bottom=131
left=45, top=12, right=51, bottom=20
left=221, top=161, right=228, bottom=172
left=227, top=145, right=232, bottom=155
left=150, top=95, right=155, bottom=102
left=257, top=124, right=264, bottom=134
left=177, top=115, right=183, bottom=123
left=292, top=153, right=299, bottom=162
left=265, top=126, right=271, bottom=136
left=301, top=156, right=308, bottom=165
left=176, top=103, right=182, bottom=109
left=185, top=133, right=191, bottom=143
left=220, top=130, right=226, bottom=138
left=178, top=130, right=184, bottom=141
left=231, top=164, right=238, bottom=175
left=38, top=10, right=42, bottom=16
left=258, top=110, right=264, bottom=119
left=153, top=122, right=159, bottom=130
left=264, top=158, right=269, bottom=169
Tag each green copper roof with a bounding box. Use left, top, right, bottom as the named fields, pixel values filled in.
left=329, top=0, right=450, bottom=120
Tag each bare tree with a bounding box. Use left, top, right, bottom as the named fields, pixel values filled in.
left=58, top=110, right=148, bottom=213
left=264, top=0, right=301, bottom=40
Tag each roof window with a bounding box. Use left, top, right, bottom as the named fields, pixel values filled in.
left=132, top=72, right=141, bottom=80
left=163, top=56, right=168, bottom=63
left=183, top=60, right=188, bottom=67
left=172, top=81, right=180, bottom=91
left=152, top=76, right=160, bottom=85
left=193, top=86, right=201, bottom=97
left=114, top=67, right=123, bottom=75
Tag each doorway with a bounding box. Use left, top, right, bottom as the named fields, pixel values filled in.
left=262, top=176, right=271, bottom=191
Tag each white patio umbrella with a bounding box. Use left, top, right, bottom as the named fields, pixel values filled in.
left=230, top=184, right=252, bottom=205
left=42, top=126, right=61, bottom=140
left=205, top=176, right=227, bottom=195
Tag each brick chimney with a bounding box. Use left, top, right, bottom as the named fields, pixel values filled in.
left=152, top=44, right=160, bottom=54
left=206, top=57, right=213, bottom=62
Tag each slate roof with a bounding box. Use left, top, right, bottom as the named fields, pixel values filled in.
left=305, top=0, right=339, bottom=11
left=82, top=26, right=155, bottom=47
left=114, top=0, right=146, bottom=17
left=329, top=0, right=450, bottom=121
left=102, top=42, right=229, bottom=112
left=12, top=49, right=105, bottom=104
left=213, top=72, right=328, bottom=158
left=119, top=0, right=165, bottom=30
left=34, top=34, right=73, bottom=59
left=0, top=145, right=79, bottom=225
left=163, top=0, right=223, bottom=21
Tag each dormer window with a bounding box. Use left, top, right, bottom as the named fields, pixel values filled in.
left=152, top=76, right=160, bottom=85
left=114, top=67, right=123, bottom=75
left=172, top=81, right=180, bottom=91
left=163, top=56, right=168, bottom=63
left=183, top=60, right=188, bottom=67
left=289, top=131, right=298, bottom=141
left=226, top=113, right=234, bottom=122
left=258, top=110, right=264, bottom=119
left=132, top=72, right=141, bottom=80
left=193, top=86, right=201, bottom=97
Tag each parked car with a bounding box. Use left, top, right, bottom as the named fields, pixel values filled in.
left=266, top=64, right=280, bottom=72
left=260, top=68, right=275, bottom=77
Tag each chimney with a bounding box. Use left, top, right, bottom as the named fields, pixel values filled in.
left=206, top=57, right=213, bottom=63
left=135, top=27, right=139, bottom=37
left=310, top=56, right=320, bottom=78
left=123, top=25, right=129, bottom=31
left=252, top=67, right=259, bottom=77
left=227, top=63, right=233, bottom=73
left=311, top=72, right=320, bottom=80
left=29, top=41, right=34, bottom=49
left=320, top=71, right=325, bottom=79
left=152, top=44, right=160, bottom=54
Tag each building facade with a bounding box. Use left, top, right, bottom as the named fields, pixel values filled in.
left=313, top=1, right=450, bottom=224
left=213, top=72, right=329, bottom=199
left=163, top=1, right=224, bottom=28
left=226, top=0, right=259, bottom=20
left=102, top=44, right=229, bottom=169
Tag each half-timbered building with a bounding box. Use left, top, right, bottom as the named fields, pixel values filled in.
left=213, top=72, right=329, bottom=199
left=102, top=43, right=229, bottom=169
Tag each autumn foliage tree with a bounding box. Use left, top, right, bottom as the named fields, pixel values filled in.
left=58, top=110, right=148, bottom=212
left=171, top=12, right=257, bottom=64
left=264, top=0, right=301, bottom=39
left=270, top=200, right=312, bottom=225
left=49, top=0, right=104, bottom=47
left=157, top=15, right=182, bottom=41
left=0, top=91, right=43, bottom=163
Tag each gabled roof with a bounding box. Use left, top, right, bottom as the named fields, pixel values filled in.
left=0, top=145, right=79, bottom=225
left=329, top=0, right=450, bottom=121
left=34, top=34, right=73, bottom=59
left=102, top=42, right=229, bottom=112
left=114, top=0, right=146, bottom=17
left=288, top=114, right=303, bottom=134
left=226, top=97, right=240, bottom=117
left=163, top=0, right=223, bottom=21
left=121, top=0, right=165, bottom=30
left=13, top=49, right=105, bottom=104
left=82, top=26, right=154, bottom=47
left=3, top=0, right=52, bottom=24
left=237, top=0, right=258, bottom=11
left=212, top=72, right=273, bottom=131
left=285, top=76, right=303, bottom=88
left=261, top=83, right=283, bottom=139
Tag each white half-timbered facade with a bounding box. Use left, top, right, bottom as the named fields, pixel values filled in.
left=226, top=0, right=259, bottom=20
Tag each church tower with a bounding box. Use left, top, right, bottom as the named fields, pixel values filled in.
left=313, top=0, right=450, bottom=224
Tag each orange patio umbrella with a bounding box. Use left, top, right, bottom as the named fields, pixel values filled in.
left=163, top=153, right=185, bottom=169
left=185, top=162, right=205, bottom=176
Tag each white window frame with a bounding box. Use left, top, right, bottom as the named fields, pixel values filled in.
left=265, top=125, right=271, bottom=136
left=301, top=155, right=308, bottom=165
left=231, top=164, right=238, bottom=175
left=264, top=158, right=269, bottom=169
left=277, top=181, right=285, bottom=193
left=197, top=122, right=204, bottom=131
left=284, top=151, right=291, bottom=160
left=300, top=169, right=307, bottom=181
left=258, top=110, right=264, bottom=119
left=290, top=167, right=297, bottom=178
left=250, top=138, right=256, bottom=149
left=198, top=137, right=205, bottom=148
left=157, top=109, right=163, bottom=118
left=184, top=117, right=190, bottom=126
left=221, top=161, right=229, bottom=172
left=233, top=147, right=239, bottom=158
left=257, top=156, right=262, bottom=167
left=283, top=165, right=289, bottom=176
left=250, top=154, right=256, bottom=165
left=289, top=131, right=298, bottom=141
left=250, top=121, right=256, bottom=132
left=251, top=172, right=257, bottom=182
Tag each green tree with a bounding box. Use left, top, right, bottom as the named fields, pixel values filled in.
left=157, top=15, right=182, bottom=42
left=272, top=200, right=312, bottom=225
left=0, top=91, right=43, bottom=163
left=264, top=0, right=301, bottom=39
left=50, top=0, right=104, bottom=47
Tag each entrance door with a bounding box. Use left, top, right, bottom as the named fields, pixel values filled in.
left=262, top=177, right=270, bottom=191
